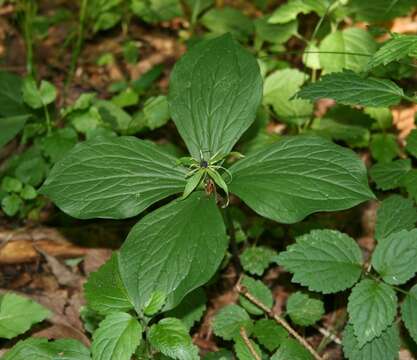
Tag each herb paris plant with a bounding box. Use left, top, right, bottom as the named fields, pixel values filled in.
left=38, top=33, right=373, bottom=359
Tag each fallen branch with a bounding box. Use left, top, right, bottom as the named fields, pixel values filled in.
left=235, top=282, right=324, bottom=360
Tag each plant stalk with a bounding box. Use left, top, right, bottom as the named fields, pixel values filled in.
left=236, top=282, right=324, bottom=360
left=66, top=0, right=88, bottom=91
left=240, top=327, right=261, bottom=360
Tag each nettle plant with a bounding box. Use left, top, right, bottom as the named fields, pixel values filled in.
left=4, top=34, right=377, bottom=358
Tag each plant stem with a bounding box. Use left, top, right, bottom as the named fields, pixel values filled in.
left=66, top=0, right=88, bottom=92
left=223, top=207, right=242, bottom=275
left=240, top=327, right=261, bottom=360
left=22, top=0, right=36, bottom=78
left=236, top=282, right=324, bottom=360
left=43, top=104, right=52, bottom=135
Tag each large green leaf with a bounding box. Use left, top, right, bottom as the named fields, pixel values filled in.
left=347, top=279, right=397, bottom=346
left=366, top=35, right=417, bottom=70
left=342, top=323, right=400, bottom=360
left=3, top=338, right=91, bottom=360
left=92, top=312, right=142, bottom=360
left=319, top=28, right=377, bottom=73
left=0, top=115, right=29, bottom=149
left=229, top=136, right=374, bottom=223
left=168, top=34, right=262, bottom=160
left=40, top=136, right=187, bottom=219
left=296, top=71, right=405, bottom=107
left=372, top=229, right=417, bottom=285
left=375, top=195, right=417, bottom=241
left=84, top=253, right=133, bottom=315
left=148, top=318, right=199, bottom=360
left=277, top=229, right=363, bottom=293
left=0, top=71, right=29, bottom=117
left=0, top=293, right=50, bottom=339
left=401, top=284, right=417, bottom=344
left=119, top=192, right=228, bottom=311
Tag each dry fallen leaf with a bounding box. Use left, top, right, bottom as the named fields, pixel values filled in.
left=392, top=104, right=417, bottom=141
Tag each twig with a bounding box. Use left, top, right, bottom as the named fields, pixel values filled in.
left=236, top=283, right=324, bottom=360
left=239, top=327, right=261, bottom=360
left=315, top=326, right=342, bottom=345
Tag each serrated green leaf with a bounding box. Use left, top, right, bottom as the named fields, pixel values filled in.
left=369, top=159, right=411, bottom=191
left=148, top=318, right=199, bottom=360
left=271, top=338, right=313, bottom=360
left=166, top=288, right=207, bottom=330
left=84, top=253, right=133, bottom=315
left=119, top=192, right=228, bottom=312
left=375, top=195, right=417, bottom=241
left=286, top=292, right=324, bottom=326
left=40, top=136, right=187, bottom=219
left=0, top=115, right=29, bottom=149
left=203, top=350, right=233, bottom=360
left=342, top=323, right=399, bottom=360
left=348, top=279, right=397, bottom=346
left=296, top=71, right=404, bottom=107
left=240, top=246, right=276, bottom=276
left=351, top=0, right=416, bottom=23
left=401, top=284, right=417, bottom=344
left=239, top=276, right=273, bottom=316
left=213, top=304, right=253, bottom=341
left=268, top=0, right=328, bottom=24
left=319, top=28, right=377, bottom=73
left=366, top=35, right=417, bottom=70
left=200, top=8, right=254, bottom=42
left=92, top=312, right=142, bottom=360
left=234, top=335, right=262, bottom=360
left=263, top=69, right=313, bottom=125
left=253, top=319, right=288, bottom=352
left=310, top=117, right=370, bottom=148
left=372, top=229, right=417, bottom=285
left=405, top=129, right=417, bottom=159
left=169, top=34, right=262, bottom=160
left=370, top=133, right=399, bottom=163
left=277, top=229, right=363, bottom=293
left=3, top=338, right=91, bottom=360
left=230, top=136, right=374, bottom=224
left=0, top=293, right=50, bottom=339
